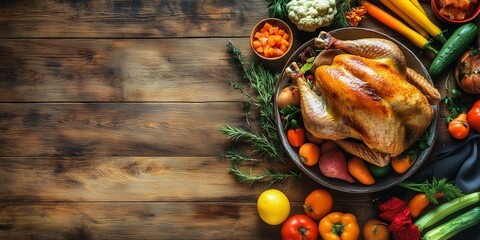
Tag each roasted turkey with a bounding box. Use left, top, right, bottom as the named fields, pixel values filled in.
left=285, top=31, right=441, bottom=167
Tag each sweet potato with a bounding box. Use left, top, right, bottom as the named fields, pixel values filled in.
left=319, top=150, right=355, bottom=183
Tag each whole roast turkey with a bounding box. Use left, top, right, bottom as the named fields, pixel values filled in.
left=285, top=31, right=441, bottom=167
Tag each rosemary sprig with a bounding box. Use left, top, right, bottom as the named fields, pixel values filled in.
left=399, top=177, right=464, bottom=204
left=220, top=41, right=301, bottom=185
left=219, top=124, right=284, bottom=161
left=227, top=161, right=300, bottom=186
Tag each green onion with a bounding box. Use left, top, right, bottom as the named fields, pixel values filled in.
left=415, top=192, right=480, bottom=231
left=423, top=206, right=480, bottom=240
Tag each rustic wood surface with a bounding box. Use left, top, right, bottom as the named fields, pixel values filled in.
left=0, top=0, right=478, bottom=239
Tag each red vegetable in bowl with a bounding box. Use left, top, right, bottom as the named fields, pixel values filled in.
left=439, top=0, right=478, bottom=20
left=319, top=149, right=355, bottom=183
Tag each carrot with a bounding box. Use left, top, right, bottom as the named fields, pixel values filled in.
left=380, top=0, right=429, bottom=38
left=348, top=157, right=375, bottom=185
left=299, top=143, right=321, bottom=166
left=360, top=0, right=438, bottom=54
left=391, top=154, right=416, bottom=174
left=408, top=192, right=444, bottom=217
left=388, top=0, right=446, bottom=43
left=408, top=193, right=430, bottom=218
left=409, top=0, right=427, bottom=16
left=251, top=22, right=290, bottom=58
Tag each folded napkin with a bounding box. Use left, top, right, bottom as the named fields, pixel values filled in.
left=410, top=132, right=480, bottom=193
left=409, top=132, right=480, bottom=240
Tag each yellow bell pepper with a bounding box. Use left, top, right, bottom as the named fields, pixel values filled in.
left=318, top=212, right=360, bottom=240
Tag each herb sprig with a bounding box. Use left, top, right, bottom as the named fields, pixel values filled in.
left=219, top=41, right=301, bottom=186
left=267, top=0, right=289, bottom=19
left=442, top=71, right=469, bottom=124
left=399, top=177, right=464, bottom=204
left=333, top=0, right=360, bottom=28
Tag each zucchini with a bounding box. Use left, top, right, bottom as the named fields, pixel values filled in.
left=423, top=206, right=480, bottom=240
left=415, top=192, right=480, bottom=231
left=429, top=23, right=478, bottom=78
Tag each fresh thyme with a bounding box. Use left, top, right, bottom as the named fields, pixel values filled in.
left=399, top=177, right=464, bottom=204
left=219, top=41, right=301, bottom=185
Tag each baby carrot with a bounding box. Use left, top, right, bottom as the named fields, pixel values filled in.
left=391, top=154, right=416, bottom=174
left=348, top=157, right=375, bottom=185
left=360, top=0, right=438, bottom=54
left=408, top=193, right=431, bottom=218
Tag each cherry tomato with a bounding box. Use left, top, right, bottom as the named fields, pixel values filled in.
left=281, top=215, right=319, bottom=240
left=287, top=127, right=305, bottom=147
left=257, top=189, right=290, bottom=225
left=448, top=113, right=470, bottom=139
left=467, top=100, right=480, bottom=132
left=303, top=189, right=333, bottom=220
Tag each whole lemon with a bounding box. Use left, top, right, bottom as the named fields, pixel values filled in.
left=257, top=189, right=290, bottom=225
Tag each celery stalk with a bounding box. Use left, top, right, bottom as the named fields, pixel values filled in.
left=415, top=192, right=480, bottom=231
left=423, top=206, right=480, bottom=240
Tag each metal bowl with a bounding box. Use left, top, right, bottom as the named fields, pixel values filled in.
left=274, top=28, right=438, bottom=193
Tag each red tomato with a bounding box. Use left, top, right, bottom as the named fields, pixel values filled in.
left=281, top=215, right=318, bottom=240
left=287, top=127, right=305, bottom=147
left=467, top=100, right=480, bottom=132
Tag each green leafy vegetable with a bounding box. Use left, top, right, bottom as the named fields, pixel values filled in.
left=300, top=57, right=315, bottom=73
left=267, top=0, right=289, bottom=19
left=399, top=177, right=464, bottom=204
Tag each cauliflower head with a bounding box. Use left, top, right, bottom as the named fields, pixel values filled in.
left=286, top=0, right=337, bottom=32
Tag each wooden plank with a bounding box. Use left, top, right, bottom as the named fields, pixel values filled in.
left=0, top=202, right=377, bottom=240
left=0, top=38, right=253, bottom=102
left=0, top=0, right=269, bottom=38
left=0, top=156, right=393, bottom=202
left=0, top=102, right=454, bottom=157
left=0, top=36, right=448, bottom=103
left=0, top=0, right=417, bottom=39
left=0, top=102, right=248, bottom=157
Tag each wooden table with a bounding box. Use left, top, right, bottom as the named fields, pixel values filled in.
left=0, top=1, right=478, bottom=239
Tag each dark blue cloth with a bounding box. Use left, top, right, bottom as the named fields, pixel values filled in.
left=409, top=132, right=480, bottom=240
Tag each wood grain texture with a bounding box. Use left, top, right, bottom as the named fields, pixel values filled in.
left=0, top=39, right=252, bottom=102
left=0, top=202, right=377, bottom=240
left=0, top=156, right=398, bottom=202
left=0, top=0, right=267, bottom=38
left=0, top=102, right=248, bottom=157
